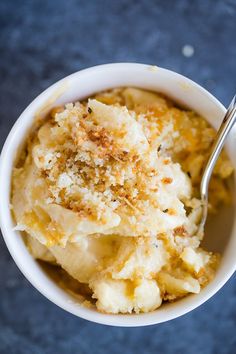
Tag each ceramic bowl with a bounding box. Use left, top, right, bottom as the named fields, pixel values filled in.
left=0, top=63, right=235, bottom=326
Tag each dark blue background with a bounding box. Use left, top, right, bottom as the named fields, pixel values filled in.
left=0, top=1, right=236, bottom=353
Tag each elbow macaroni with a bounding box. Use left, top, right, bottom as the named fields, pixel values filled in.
left=12, top=88, right=232, bottom=314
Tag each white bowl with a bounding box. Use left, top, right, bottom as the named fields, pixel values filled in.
left=0, top=63, right=235, bottom=327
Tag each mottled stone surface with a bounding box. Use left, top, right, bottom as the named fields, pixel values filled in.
left=0, top=0, right=236, bottom=353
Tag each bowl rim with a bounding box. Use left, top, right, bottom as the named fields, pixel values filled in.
left=0, top=62, right=235, bottom=327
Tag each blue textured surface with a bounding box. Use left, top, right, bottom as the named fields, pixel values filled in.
left=0, top=1, right=236, bottom=353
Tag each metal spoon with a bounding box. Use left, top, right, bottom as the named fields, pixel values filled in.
left=197, top=95, right=236, bottom=238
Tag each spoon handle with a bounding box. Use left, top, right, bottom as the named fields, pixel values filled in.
left=200, top=95, right=236, bottom=200
left=197, top=95, right=236, bottom=238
